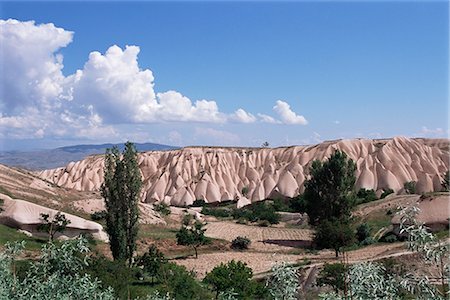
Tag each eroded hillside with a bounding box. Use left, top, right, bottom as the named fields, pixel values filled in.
left=37, top=137, right=449, bottom=206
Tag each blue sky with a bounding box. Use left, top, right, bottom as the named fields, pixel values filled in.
left=0, top=1, right=448, bottom=150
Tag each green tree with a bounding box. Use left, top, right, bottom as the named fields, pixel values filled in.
left=442, top=170, right=449, bottom=192
left=380, top=188, right=394, bottom=199
left=176, top=216, right=208, bottom=258
left=303, top=150, right=357, bottom=225
left=314, top=219, right=354, bottom=257
left=37, top=211, right=71, bottom=242
left=355, top=188, right=377, bottom=204
left=356, top=223, right=371, bottom=243
left=137, top=244, right=167, bottom=283
left=317, top=263, right=347, bottom=294
left=101, top=141, right=142, bottom=266
left=203, top=260, right=253, bottom=299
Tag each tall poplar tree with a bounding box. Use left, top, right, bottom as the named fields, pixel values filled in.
left=101, top=141, right=142, bottom=266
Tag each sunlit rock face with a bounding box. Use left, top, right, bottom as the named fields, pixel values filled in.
left=37, top=137, right=449, bottom=206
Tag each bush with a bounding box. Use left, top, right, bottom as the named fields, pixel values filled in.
left=154, top=202, right=171, bottom=216
left=360, top=237, right=374, bottom=246
left=91, top=210, right=107, bottom=221
left=272, top=198, right=294, bottom=212
left=236, top=217, right=248, bottom=225
left=380, top=188, right=394, bottom=199
left=379, top=233, right=398, bottom=243
left=232, top=201, right=280, bottom=224
left=231, top=236, right=251, bottom=250
left=356, top=188, right=378, bottom=204
left=202, top=207, right=232, bottom=218
left=314, top=219, right=355, bottom=257
left=191, top=199, right=207, bottom=207
left=404, top=181, right=417, bottom=194
left=241, top=186, right=249, bottom=197
left=258, top=220, right=271, bottom=227
left=356, top=223, right=371, bottom=243
left=288, top=194, right=307, bottom=213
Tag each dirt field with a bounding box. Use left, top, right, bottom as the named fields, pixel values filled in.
left=205, top=221, right=313, bottom=251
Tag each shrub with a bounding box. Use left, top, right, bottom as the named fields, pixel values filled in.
left=272, top=198, right=294, bottom=212
left=37, top=212, right=71, bottom=242
left=356, top=223, right=371, bottom=243
left=136, top=244, right=167, bottom=283
left=231, top=236, right=251, bottom=250
left=258, top=220, right=271, bottom=227
left=288, top=194, right=307, bottom=212
left=356, top=188, right=378, bottom=204
left=360, top=237, right=374, bottom=246
left=442, top=170, right=449, bottom=191
left=380, top=233, right=398, bottom=243
left=235, top=217, right=248, bottom=225
left=91, top=210, right=107, bottom=221
left=176, top=219, right=208, bottom=258
left=191, top=199, right=206, bottom=207
left=241, top=186, right=249, bottom=197
left=154, top=202, right=171, bottom=216
left=380, top=188, right=394, bottom=199
left=404, top=181, right=417, bottom=194
left=202, top=207, right=232, bottom=218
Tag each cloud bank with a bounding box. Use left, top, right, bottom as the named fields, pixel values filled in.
left=0, top=19, right=308, bottom=141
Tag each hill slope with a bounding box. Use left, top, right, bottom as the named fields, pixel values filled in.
left=37, top=137, right=449, bottom=206
left=0, top=142, right=178, bottom=170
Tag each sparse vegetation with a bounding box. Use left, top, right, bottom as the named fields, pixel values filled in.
left=441, top=170, right=449, bottom=191
left=317, top=263, right=347, bottom=294
left=191, top=199, right=207, bottom=207
left=154, top=202, right=171, bottom=216
left=355, top=188, right=378, bottom=205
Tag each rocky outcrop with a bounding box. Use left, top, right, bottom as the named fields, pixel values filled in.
left=0, top=194, right=108, bottom=241
left=37, top=137, right=449, bottom=206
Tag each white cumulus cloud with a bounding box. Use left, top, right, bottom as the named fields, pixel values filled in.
left=257, top=113, right=281, bottom=124
left=273, top=100, right=308, bottom=125
left=231, top=109, right=257, bottom=123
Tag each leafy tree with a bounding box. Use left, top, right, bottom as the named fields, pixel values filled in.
left=90, top=210, right=107, bottom=221
left=380, top=188, right=394, bottom=199
left=317, top=263, right=347, bottom=294
left=303, top=150, right=357, bottom=225
left=101, top=141, right=142, bottom=266
left=356, top=223, right=371, bottom=243
left=442, top=170, right=449, bottom=192
left=403, top=181, right=417, bottom=194
left=203, top=260, right=253, bottom=299
left=261, top=141, right=270, bottom=148
left=314, top=219, right=355, bottom=257
left=266, top=262, right=299, bottom=300
left=176, top=216, right=208, bottom=258
left=37, top=211, right=71, bottom=242
left=137, top=244, right=167, bottom=283
left=158, top=262, right=210, bottom=300
left=0, top=237, right=115, bottom=299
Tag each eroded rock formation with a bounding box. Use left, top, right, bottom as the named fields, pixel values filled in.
left=37, top=137, right=449, bottom=206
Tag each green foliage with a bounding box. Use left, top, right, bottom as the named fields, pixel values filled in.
left=379, top=233, right=398, bottom=243
left=272, top=198, right=295, bottom=212
left=288, top=194, right=307, bottom=213
left=356, top=223, right=371, bottom=243
left=314, top=219, right=355, bottom=257
left=37, top=211, right=71, bottom=242
left=404, top=181, right=417, bottom=194
left=441, top=170, right=449, bottom=191
left=0, top=237, right=115, bottom=299
left=231, top=236, right=251, bottom=250
left=176, top=218, right=208, bottom=258
left=203, top=260, right=253, bottom=299
left=137, top=244, right=168, bottom=283
left=157, top=262, right=210, bottom=300
left=154, top=202, right=171, bottom=216
left=317, top=263, right=347, bottom=294
left=101, top=141, right=142, bottom=265
left=241, top=186, right=249, bottom=197
left=202, top=207, right=232, bottom=218
left=0, top=198, right=3, bottom=212
left=90, top=210, right=107, bottom=221
left=191, top=199, right=207, bottom=207
left=266, top=262, right=299, bottom=300
left=303, top=150, right=357, bottom=225
left=232, top=201, right=280, bottom=224
left=355, top=188, right=378, bottom=205
left=380, top=188, right=394, bottom=199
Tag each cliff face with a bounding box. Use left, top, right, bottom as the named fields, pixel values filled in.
left=37, top=137, right=449, bottom=207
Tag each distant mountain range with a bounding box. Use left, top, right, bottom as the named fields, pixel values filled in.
left=0, top=142, right=178, bottom=170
